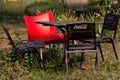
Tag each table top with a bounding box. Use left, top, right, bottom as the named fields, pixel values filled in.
left=34, top=21, right=102, bottom=27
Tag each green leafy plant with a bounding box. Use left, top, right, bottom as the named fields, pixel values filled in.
left=0, top=0, right=120, bottom=79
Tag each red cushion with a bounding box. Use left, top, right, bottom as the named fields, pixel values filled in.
left=36, top=10, right=56, bottom=35
left=51, top=33, right=64, bottom=39
left=35, top=10, right=65, bottom=43
left=24, top=13, right=51, bottom=41
left=38, top=35, right=64, bottom=44
left=24, top=10, right=65, bottom=44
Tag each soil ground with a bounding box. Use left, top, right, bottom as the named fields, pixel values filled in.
left=0, top=23, right=27, bottom=49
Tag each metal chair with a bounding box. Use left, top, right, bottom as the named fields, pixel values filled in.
left=65, top=22, right=100, bottom=79
left=83, top=14, right=119, bottom=61
left=97, top=13, right=119, bottom=60
left=1, top=24, right=45, bottom=67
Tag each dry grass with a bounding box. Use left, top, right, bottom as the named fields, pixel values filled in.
left=0, top=23, right=120, bottom=80
left=0, top=0, right=120, bottom=79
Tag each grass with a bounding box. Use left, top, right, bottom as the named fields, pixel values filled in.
left=0, top=0, right=120, bottom=80
left=0, top=24, right=120, bottom=79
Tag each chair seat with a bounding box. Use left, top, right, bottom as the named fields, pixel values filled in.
left=83, top=37, right=112, bottom=43
left=16, top=40, right=45, bottom=50
left=31, top=34, right=64, bottom=44
left=68, top=44, right=96, bottom=50
left=45, top=34, right=64, bottom=44
left=51, top=33, right=64, bottom=39
left=96, top=37, right=112, bottom=43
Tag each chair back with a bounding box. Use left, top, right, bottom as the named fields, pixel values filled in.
left=67, top=22, right=96, bottom=40
left=1, top=24, right=16, bottom=48
left=101, top=14, right=119, bottom=40
left=35, top=10, right=56, bottom=35
left=24, top=13, right=51, bottom=41
left=66, top=22, right=96, bottom=49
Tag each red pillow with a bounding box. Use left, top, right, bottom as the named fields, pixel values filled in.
left=24, top=13, right=51, bottom=41
left=36, top=10, right=56, bottom=35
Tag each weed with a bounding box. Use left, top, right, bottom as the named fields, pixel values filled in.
left=0, top=0, right=120, bottom=79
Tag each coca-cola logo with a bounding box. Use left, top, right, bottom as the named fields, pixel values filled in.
left=73, top=24, right=87, bottom=30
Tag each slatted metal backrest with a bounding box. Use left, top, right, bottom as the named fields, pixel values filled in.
left=67, top=22, right=96, bottom=41
left=66, top=22, right=96, bottom=50
left=1, top=24, right=16, bottom=48
left=101, top=14, right=119, bottom=40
